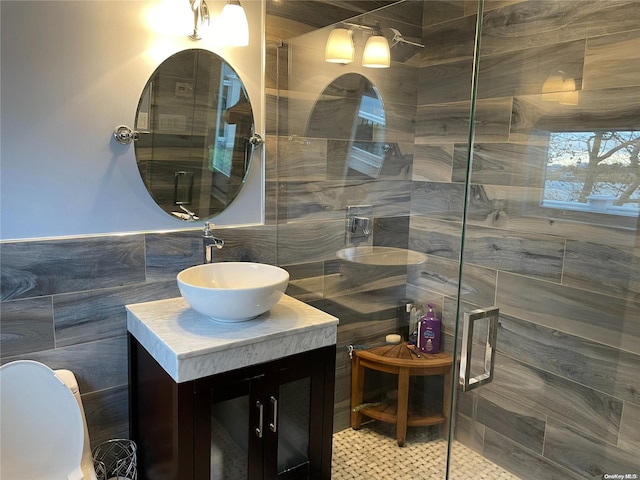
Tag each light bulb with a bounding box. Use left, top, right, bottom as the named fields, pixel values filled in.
left=362, top=35, right=390, bottom=68
left=218, top=1, right=249, bottom=47
left=325, top=28, right=354, bottom=64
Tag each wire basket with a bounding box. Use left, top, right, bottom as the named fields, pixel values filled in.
left=92, top=439, right=137, bottom=480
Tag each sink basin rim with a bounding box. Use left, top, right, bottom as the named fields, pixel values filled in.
left=177, top=262, right=289, bottom=291
left=177, top=262, right=290, bottom=322
left=336, top=246, right=427, bottom=266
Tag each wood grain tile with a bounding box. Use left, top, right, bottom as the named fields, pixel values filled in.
left=619, top=401, right=640, bottom=455
left=0, top=236, right=145, bottom=301
left=281, top=175, right=411, bottom=223
left=563, top=240, right=640, bottom=302
left=0, top=297, right=54, bottom=357
left=453, top=142, right=548, bottom=186
left=411, top=182, right=465, bottom=219
left=497, top=271, right=640, bottom=355
left=278, top=181, right=350, bottom=224
left=454, top=413, right=485, bottom=455
left=486, top=353, right=623, bottom=443
left=458, top=185, right=638, bottom=248
left=277, top=136, right=327, bottom=181
left=379, top=101, right=417, bottom=144
left=497, top=314, right=640, bottom=405
left=418, top=59, right=474, bottom=105
left=510, top=87, right=640, bottom=140
left=421, top=13, right=476, bottom=66
left=413, top=144, right=454, bottom=182
left=544, top=417, right=640, bottom=478
left=83, top=384, right=129, bottom=448
left=584, top=29, right=640, bottom=91
left=410, top=215, right=564, bottom=281
left=277, top=220, right=345, bottom=265
left=1, top=335, right=128, bottom=394
left=416, top=97, right=512, bottom=144
left=144, top=230, right=208, bottom=280
left=483, top=428, right=584, bottom=480
left=373, top=215, right=410, bottom=249
left=53, top=280, right=179, bottom=348
left=406, top=250, right=497, bottom=308
left=323, top=260, right=407, bottom=300
left=480, top=0, right=640, bottom=56
left=421, top=39, right=585, bottom=106
left=281, top=261, right=324, bottom=302
left=476, top=389, right=546, bottom=454
left=481, top=40, right=585, bottom=97
left=145, top=227, right=277, bottom=281
left=463, top=224, right=564, bottom=281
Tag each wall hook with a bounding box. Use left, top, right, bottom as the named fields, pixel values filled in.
left=113, top=125, right=140, bottom=145
left=248, top=133, right=264, bottom=147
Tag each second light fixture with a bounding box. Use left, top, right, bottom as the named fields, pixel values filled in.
left=325, top=22, right=390, bottom=68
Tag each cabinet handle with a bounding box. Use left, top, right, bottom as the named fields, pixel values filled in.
left=269, top=396, right=278, bottom=433
left=459, top=306, right=499, bottom=392
left=255, top=400, right=264, bottom=438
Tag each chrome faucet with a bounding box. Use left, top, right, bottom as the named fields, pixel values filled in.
left=202, top=222, right=224, bottom=263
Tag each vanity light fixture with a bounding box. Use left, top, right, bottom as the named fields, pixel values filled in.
left=362, top=23, right=390, bottom=69
left=188, top=0, right=210, bottom=41
left=325, top=27, right=355, bottom=64
left=325, top=22, right=390, bottom=68
left=217, top=0, right=250, bottom=46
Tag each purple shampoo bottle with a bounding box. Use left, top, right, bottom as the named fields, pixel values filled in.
left=417, top=304, right=441, bottom=354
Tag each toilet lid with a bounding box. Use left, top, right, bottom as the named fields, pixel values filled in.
left=0, top=360, right=84, bottom=480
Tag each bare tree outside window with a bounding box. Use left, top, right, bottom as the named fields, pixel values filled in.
left=543, top=130, right=640, bottom=215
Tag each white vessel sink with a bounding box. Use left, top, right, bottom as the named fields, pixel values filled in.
left=336, top=246, right=427, bottom=266
left=177, top=262, right=289, bottom=322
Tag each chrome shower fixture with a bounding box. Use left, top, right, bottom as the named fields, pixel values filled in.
left=383, top=27, right=425, bottom=62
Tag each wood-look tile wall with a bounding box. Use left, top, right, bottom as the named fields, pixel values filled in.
left=410, top=0, right=640, bottom=477
left=271, top=0, right=424, bottom=431
left=1, top=3, right=639, bottom=478
left=0, top=227, right=275, bottom=447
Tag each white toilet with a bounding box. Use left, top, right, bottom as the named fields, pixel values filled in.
left=0, top=360, right=98, bottom=480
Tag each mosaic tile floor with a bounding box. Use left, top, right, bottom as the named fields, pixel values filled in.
left=332, top=423, right=520, bottom=480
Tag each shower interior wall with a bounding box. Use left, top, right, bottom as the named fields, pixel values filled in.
left=410, top=1, right=640, bottom=479
left=1, top=1, right=639, bottom=479
left=279, top=0, right=640, bottom=477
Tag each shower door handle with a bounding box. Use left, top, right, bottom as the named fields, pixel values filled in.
left=459, top=307, right=499, bottom=392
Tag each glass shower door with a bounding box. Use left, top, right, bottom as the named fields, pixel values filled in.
left=448, top=0, right=640, bottom=478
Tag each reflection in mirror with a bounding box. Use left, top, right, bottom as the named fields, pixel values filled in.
left=542, top=130, right=639, bottom=216
left=134, top=49, right=256, bottom=221
left=306, top=73, right=392, bottom=179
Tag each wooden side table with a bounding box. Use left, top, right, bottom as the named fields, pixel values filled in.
left=350, top=342, right=453, bottom=447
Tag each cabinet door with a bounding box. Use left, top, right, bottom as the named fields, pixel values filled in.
left=194, top=347, right=336, bottom=480
left=264, top=358, right=329, bottom=480
left=195, top=373, right=265, bottom=479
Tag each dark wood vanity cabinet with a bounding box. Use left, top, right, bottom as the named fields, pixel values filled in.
left=129, top=336, right=336, bottom=480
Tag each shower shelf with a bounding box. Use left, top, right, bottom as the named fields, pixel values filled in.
left=350, top=343, right=453, bottom=446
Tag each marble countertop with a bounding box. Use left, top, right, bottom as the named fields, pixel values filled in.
left=126, top=294, right=339, bottom=383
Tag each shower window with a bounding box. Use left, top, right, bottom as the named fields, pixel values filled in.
left=542, top=130, right=640, bottom=216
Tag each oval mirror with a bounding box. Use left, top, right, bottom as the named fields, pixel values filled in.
left=306, top=73, right=387, bottom=179
left=134, top=49, right=256, bottom=221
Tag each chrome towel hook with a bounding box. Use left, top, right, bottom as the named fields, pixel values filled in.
left=113, top=125, right=140, bottom=145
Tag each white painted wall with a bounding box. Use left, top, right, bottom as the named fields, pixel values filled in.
left=0, top=0, right=264, bottom=241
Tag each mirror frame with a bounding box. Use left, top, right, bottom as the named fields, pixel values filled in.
left=134, top=48, right=258, bottom=222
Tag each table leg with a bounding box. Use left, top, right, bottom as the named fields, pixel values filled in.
left=351, top=356, right=364, bottom=429
left=396, top=367, right=409, bottom=447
